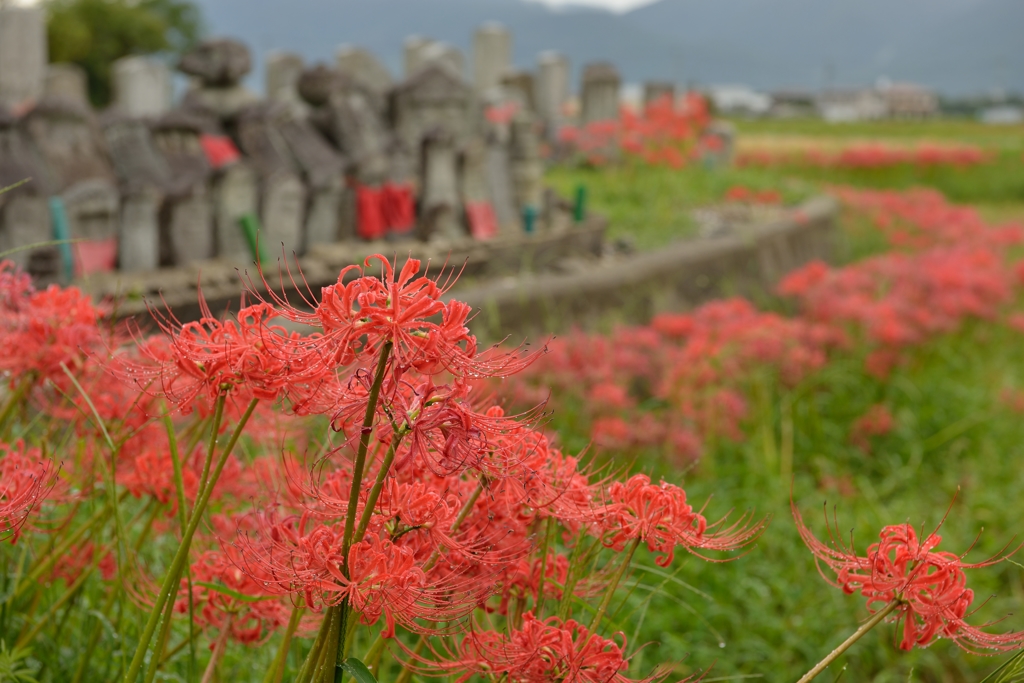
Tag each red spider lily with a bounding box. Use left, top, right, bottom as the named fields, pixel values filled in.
left=427, top=612, right=676, bottom=682
left=850, top=404, right=895, bottom=451
left=0, top=441, right=59, bottom=542
left=596, top=474, right=765, bottom=566
left=120, top=300, right=319, bottom=410
left=0, top=283, right=106, bottom=385
left=253, top=255, right=537, bottom=381
left=176, top=550, right=293, bottom=645
left=793, top=501, right=1024, bottom=653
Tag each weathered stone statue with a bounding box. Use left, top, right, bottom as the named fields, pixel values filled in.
left=235, top=104, right=307, bottom=259
left=150, top=110, right=216, bottom=266
left=180, top=39, right=259, bottom=122
left=0, top=107, right=50, bottom=271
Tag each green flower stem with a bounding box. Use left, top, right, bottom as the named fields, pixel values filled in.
left=795, top=599, right=901, bottom=683
left=589, top=538, right=640, bottom=634
left=123, top=397, right=259, bottom=683
left=534, top=517, right=557, bottom=615
left=341, top=341, right=393, bottom=558
left=294, top=614, right=331, bottom=683
left=195, top=394, right=227, bottom=508
left=142, top=594, right=177, bottom=683
left=162, top=406, right=197, bottom=682
left=262, top=603, right=304, bottom=683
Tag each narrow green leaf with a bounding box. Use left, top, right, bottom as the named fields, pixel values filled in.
left=340, top=657, right=378, bottom=683
left=193, top=581, right=279, bottom=604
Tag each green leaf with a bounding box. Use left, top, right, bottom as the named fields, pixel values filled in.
left=339, top=657, right=378, bottom=683
left=193, top=581, right=279, bottom=604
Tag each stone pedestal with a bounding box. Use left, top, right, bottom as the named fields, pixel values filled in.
left=536, top=52, right=569, bottom=135
left=112, top=57, right=173, bottom=118
left=580, top=62, right=621, bottom=125
left=166, top=189, right=214, bottom=265
left=212, top=163, right=258, bottom=266
left=44, top=64, right=89, bottom=106
left=473, top=23, right=511, bottom=96
left=0, top=194, right=49, bottom=270
left=266, top=51, right=306, bottom=112
left=510, top=114, right=544, bottom=218
left=419, top=129, right=462, bottom=241
left=119, top=187, right=162, bottom=271
left=336, top=46, right=393, bottom=93
left=0, top=6, right=47, bottom=109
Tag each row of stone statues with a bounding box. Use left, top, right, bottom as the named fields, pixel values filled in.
left=0, top=8, right=623, bottom=282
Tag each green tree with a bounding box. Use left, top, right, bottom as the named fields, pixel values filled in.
left=46, top=0, right=203, bottom=106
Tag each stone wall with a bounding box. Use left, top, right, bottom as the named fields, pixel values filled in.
left=454, top=195, right=838, bottom=342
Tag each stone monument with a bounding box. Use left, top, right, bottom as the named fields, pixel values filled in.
left=473, top=23, right=512, bottom=97
left=0, top=5, right=47, bottom=110
left=580, top=62, right=621, bottom=125
left=180, top=39, right=259, bottom=122
left=336, top=46, right=393, bottom=95
left=112, top=56, right=173, bottom=119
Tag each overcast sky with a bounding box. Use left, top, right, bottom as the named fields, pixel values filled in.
left=525, top=0, right=660, bottom=12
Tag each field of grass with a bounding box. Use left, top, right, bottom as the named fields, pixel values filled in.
left=532, top=118, right=1024, bottom=681
left=547, top=118, right=1024, bottom=250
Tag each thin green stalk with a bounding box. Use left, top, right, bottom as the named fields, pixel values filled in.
left=340, top=342, right=392, bottom=557
left=123, top=397, right=258, bottom=683
left=534, top=517, right=557, bottom=615
left=319, top=606, right=343, bottom=683
left=364, top=634, right=388, bottom=678
left=143, top=592, right=178, bottom=683
left=588, top=538, right=640, bottom=633
left=294, top=611, right=333, bottom=683
left=557, top=531, right=591, bottom=620
left=263, top=603, right=303, bottom=683
left=352, top=434, right=404, bottom=550
left=162, top=407, right=197, bottom=682
left=795, top=600, right=901, bottom=683
left=61, top=363, right=130, bottom=571
left=195, top=394, right=227, bottom=509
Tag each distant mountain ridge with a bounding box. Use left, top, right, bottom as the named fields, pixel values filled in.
left=193, top=0, right=1023, bottom=95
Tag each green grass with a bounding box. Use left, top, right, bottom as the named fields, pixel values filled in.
left=539, top=321, right=1024, bottom=682
left=538, top=118, right=1024, bottom=681
left=546, top=119, right=1024, bottom=250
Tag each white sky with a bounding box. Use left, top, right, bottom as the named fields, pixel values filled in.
left=525, top=0, right=661, bottom=12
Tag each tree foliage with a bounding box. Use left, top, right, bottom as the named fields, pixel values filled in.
left=45, top=0, right=203, bottom=106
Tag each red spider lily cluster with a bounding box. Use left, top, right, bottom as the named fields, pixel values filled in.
left=0, top=252, right=768, bottom=682
left=736, top=143, right=993, bottom=170
left=557, top=94, right=711, bottom=168
left=793, top=502, right=1024, bottom=653
left=497, top=187, right=1024, bottom=466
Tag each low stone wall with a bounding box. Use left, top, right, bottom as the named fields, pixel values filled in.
left=454, top=196, right=839, bottom=342
left=87, top=215, right=607, bottom=324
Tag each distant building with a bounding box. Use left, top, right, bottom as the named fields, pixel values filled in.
left=767, top=89, right=816, bottom=118
left=979, top=105, right=1024, bottom=125
left=816, top=89, right=887, bottom=122
left=877, top=82, right=939, bottom=118
left=707, top=85, right=771, bottom=117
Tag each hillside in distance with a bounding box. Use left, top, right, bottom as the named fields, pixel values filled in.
left=193, top=0, right=1023, bottom=94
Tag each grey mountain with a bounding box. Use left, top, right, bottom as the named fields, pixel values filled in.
left=192, top=0, right=1023, bottom=95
